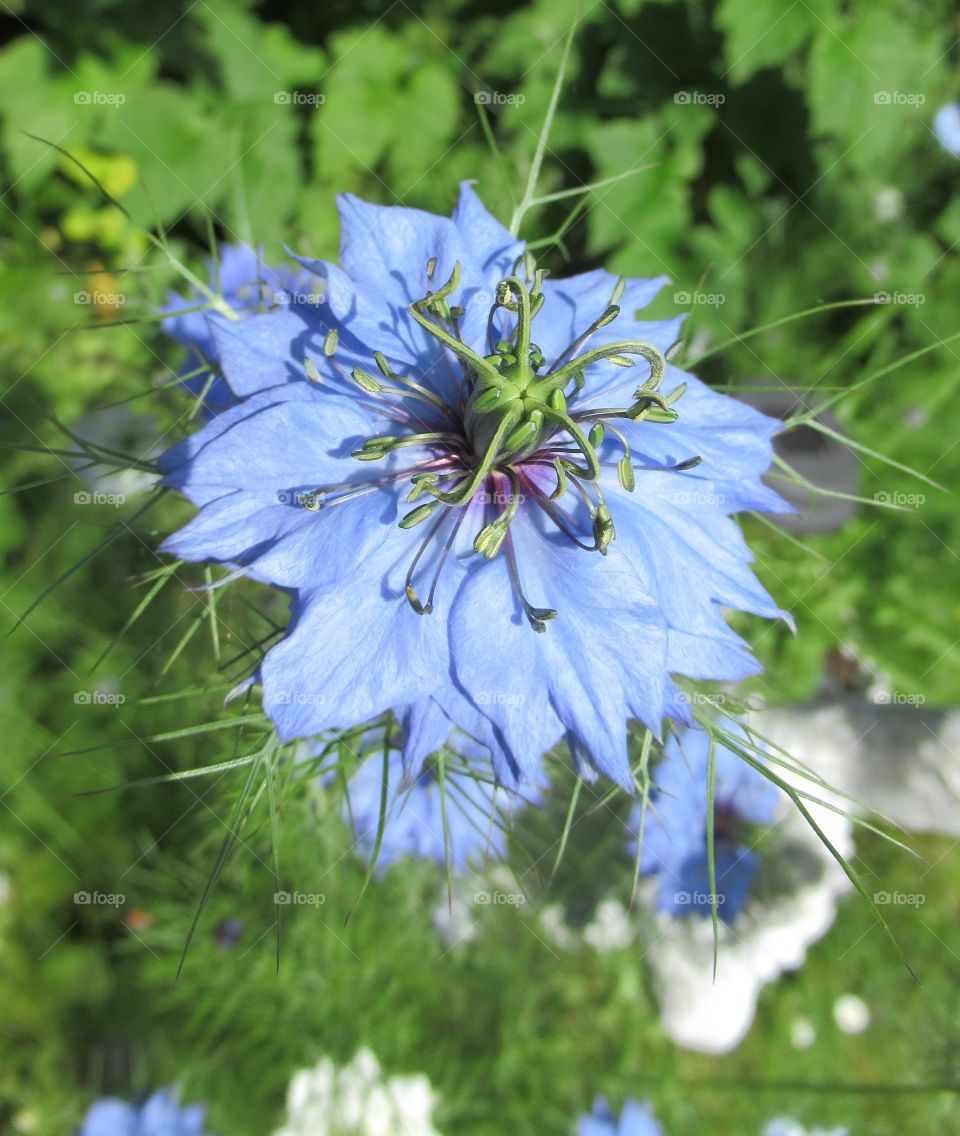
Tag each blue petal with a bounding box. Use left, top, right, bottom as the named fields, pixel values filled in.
left=451, top=181, right=524, bottom=277
left=450, top=517, right=668, bottom=788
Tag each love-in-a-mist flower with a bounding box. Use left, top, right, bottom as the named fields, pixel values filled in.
left=330, top=730, right=532, bottom=872
left=578, top=1097, right=662, bottom=1136
left=79, top=1088, right=211, bottom=1136
left=631, top=720, right=779, bottom=921
left=160, top=185, right=790, bottom=788
left=162, top=244, right=316, bottom=413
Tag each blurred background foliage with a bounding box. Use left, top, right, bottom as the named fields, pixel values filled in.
left=0, top=0, right=958, bottom=1133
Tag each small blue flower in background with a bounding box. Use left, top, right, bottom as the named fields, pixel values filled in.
left=79, top=1088, right=211, bottom=1136
left=631, top=720, right=780, bottom=922
left=934, top=103, right=960, bottom=156
left=332, top=733, right=535, bottom=873
left=578, top=1097, right=662, bottom=1136
left=160, top=185, right=790, bottom=790
left=161, top=244, right=315, bottom=414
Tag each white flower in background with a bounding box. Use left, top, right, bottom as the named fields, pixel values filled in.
left=581, top=899, right=634, bottom=953
left=789, top=1016, right=816, bottom=1050
left=760, top=701, right=960, bottom=838
left=274, top=1048, right=444, bottom=1136
left=833, top=993, right=870, bottom=1035
left=762, top=1119, right=849, bottom=1136
left=70, top=406, right=160, bottom=499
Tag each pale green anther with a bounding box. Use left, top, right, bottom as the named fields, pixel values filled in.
left=352, top=367, right=384, bottom=394
left=549, top=387, right=567, bottom=414
left=323, top=329, right=338, bottom=356
left=426, top=256, right=437, bottom=280
left=473, top=521, right=508, bottom=559
left=373, top=351, right=393, bottom=378
left=593, top=503, right=616, bottom=554
left=400, top=501, right=442, bottom=529
left=610, top=277, right=627, bottom=304
left=666, top=340, right=683, bottom=361
left=596, top=305, right=621, bottom=329
left=618, top=454, right=635, bottom=492
left=528, top=606, right=557, bottom=633
left=607, top=354, right=635, bottom=368
left=588, top=423, right=605, bottom=448
left=504, top=416, right=540, bottom=453
left=641, top=405, right=679, bottom=424
left=304, top=357, right=323, bottom=383
left=666, top=382, right=687, bottom=404
left=417, top=261, right=461, bottom=311
left=353, top=448, right=389, bottom=462
left=495, top=339, right=512, bottom=353
left=407, top=471, right=440, bottom=502
left=471, top=385, right=505, bottom=414
left=405, top=584, right=432, bottom=615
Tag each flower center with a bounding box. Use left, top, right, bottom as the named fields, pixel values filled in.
left=305, top=254, right=700, bottom=630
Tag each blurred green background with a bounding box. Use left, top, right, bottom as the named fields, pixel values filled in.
left=0, top=0, right=958, bottom=1133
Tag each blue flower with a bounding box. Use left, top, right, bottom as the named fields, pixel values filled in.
left=578, top=1097, right=662, bottom=1136
left=630, top=720, right=780, bottom=921
left=161, top=244, right=316, bottom=413
left=330, top=731, right=534, bottom=872
left=79, top=1089, right=211, bottom=1136
left=934, top=103, right=960, bottom=157
left=160, top=184, right=790, bottom=789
